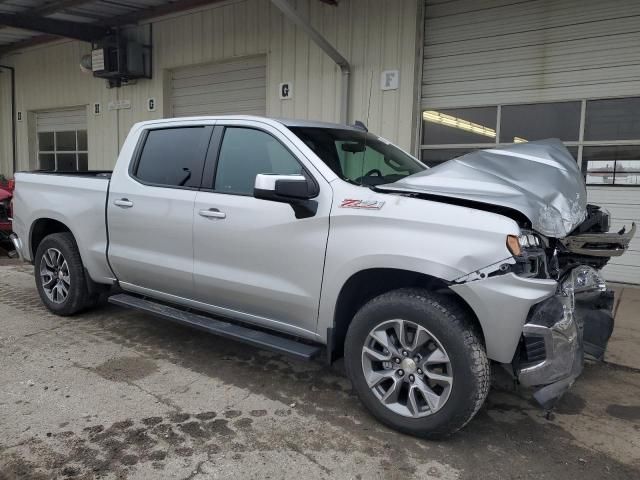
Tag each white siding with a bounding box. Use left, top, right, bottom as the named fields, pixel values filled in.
left=0, top=0, right=419, bottom=174
left=422, top=0, right=640, bottom=109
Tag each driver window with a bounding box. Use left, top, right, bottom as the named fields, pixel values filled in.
left=214, top=128, right=303, bottom=195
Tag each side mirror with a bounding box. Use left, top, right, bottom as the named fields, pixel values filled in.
left=254, top=174, right=318, bottom=202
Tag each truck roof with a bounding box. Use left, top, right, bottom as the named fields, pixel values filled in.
left=133, top=115, right=361, bottom=132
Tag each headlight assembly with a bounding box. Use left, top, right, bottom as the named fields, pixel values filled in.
left=507, top=232, right=542, bottom=256
left=562, top=266, right=606, bottom=298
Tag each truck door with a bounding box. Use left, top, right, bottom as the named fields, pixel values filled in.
left=192, top=123, right=331, bottom=336
left=107, top=125, right=213, bottom=299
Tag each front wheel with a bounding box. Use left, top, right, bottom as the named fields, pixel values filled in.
left=34, top=232, right=97, bottom=316
left=344, top=288, right=490, bottom=439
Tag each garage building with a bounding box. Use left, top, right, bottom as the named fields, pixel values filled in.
left=0, top=0, right=637, bottom=283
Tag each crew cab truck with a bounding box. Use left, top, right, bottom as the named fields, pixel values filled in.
left=11, top=116, right=636, bottom=438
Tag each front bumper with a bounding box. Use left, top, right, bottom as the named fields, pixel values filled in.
left=514, top=268, right=614, bottom=408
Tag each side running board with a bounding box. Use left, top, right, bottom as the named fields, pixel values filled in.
left=108, top=293, right=322, bottom=361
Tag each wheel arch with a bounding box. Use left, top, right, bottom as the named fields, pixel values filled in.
left=327, top=268, right=484, bottom=364
left=30, top=218, right=73, bottom=259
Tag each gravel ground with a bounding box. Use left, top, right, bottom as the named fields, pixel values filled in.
left=0, top=261, right=639, bottom=480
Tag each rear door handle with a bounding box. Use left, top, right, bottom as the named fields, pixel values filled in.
left=114, top=198, right=134, bottom=208
left=199, top=208, right=226, bottom=219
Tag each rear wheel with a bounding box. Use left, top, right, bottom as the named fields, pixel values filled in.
left=34, top=232, right=98, bottom=316
left=344, top=288, right=489, bottom=439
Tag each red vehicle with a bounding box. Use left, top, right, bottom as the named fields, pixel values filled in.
left=0, top=178, right=13, bottom=241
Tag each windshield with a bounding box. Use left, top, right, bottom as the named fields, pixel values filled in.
left=289, top=127, right=426, bottom=186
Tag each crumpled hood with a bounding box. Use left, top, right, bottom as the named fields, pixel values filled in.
left=377, top=139, right=587, bottom=238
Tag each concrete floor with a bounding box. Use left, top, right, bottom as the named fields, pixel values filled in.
left=0, top=262, right=639, bottom=480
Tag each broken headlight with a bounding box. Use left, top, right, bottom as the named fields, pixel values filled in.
left=561, top=265, right=606, bottom=299
left=507, top=231, right=543, bottom=256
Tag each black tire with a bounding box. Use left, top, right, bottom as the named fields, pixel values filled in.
left=34, top=232, right=98, bottom=316
left=344, top=288, right=490, bottom=439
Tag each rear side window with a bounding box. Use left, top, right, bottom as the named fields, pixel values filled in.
left=135, top=127, right=210, bottom=188
left=214, top=128, right=302, bottom=195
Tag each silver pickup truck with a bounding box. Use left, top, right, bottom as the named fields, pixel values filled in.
left=10, top=116, right=636, bottom=438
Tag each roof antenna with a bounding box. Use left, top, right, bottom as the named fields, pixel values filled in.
left=353, top=70, right=373, bottom=132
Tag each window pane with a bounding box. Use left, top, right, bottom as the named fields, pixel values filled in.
left=422, top=107, right=497, bottom=145
left=39, top=153, right=55, bottom=170
left=38, top=132, right=54, bottom=151
left=290, top=127, right=424, bottom=186
left=583, top=146, right=640, bottom=186
left=78, top=153, right=88, bottom=171
left=135, top=127, right=207, bottom=188
left=500, top=102, right=581, bottom=142
left=57, top=153, right=77, bottom=171
left=77, top=130, right=88, bottom=151
left=56, top=131, right=77, bottom=151
left=215, top=128, right=302, bottom=195
left=420, top=148, right=476, bottom=167
left=585, top=97, right=640, bottom=141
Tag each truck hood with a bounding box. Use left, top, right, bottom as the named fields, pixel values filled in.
left=378, top=139, right=587, bottom=238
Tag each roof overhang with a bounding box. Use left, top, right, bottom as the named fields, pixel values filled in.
left=0, top=0, right=339, bottom=57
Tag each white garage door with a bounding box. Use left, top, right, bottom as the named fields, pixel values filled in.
left=171, top=56, right=267, bottom=117
left=36, top=107, right=88, bottom=172
left=419, top=0, right=640, bottom=284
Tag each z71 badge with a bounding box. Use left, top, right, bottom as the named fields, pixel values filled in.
left=340, top=199, right=385, bottom=210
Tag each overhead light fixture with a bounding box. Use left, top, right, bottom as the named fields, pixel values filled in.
left=423, top=110, right=496, bottom=139
left=513, top=136, right=528, bottom=143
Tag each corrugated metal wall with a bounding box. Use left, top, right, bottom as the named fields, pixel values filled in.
left=422, top=0, right=640, bottom=109
left=0, top=0, right=419, bottom=173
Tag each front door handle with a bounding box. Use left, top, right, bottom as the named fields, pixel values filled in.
left=199, top=208, right=226, bottom=219
left=114, top=198, right=134, bottom=208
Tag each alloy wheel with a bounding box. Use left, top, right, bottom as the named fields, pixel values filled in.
left=39, top=248, right=70, bottom=304
left=361, top=319, right=453, bottom=418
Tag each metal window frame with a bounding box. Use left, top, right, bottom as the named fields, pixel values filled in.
left=418, top=96, right=640, bottom=187
left=37, top=129, right=88, bottom=171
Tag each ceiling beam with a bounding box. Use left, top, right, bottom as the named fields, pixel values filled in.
left=0, top=13, right=110, bottom=42
left=0, top=33, right=58, bottom=57
left=29, top=0, right=95, bottom=17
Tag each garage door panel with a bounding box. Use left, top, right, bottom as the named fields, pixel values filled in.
left=36, top=108, right=87, bottom=132
left=172, top=88, right=266, bottom=108
left=603, top=264, right=640, bottom=284
left=172, top=76, right=266, bottom=97
left=171, top=56, right=266, bottom=118
left=171, top=66, right=266, bottom=90
left=425, top=0, right=640, bottom=36
left=173, top=99, right=266, bottom=117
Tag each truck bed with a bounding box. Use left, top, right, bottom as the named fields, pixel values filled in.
left=12, top=171, right=114, bottom=283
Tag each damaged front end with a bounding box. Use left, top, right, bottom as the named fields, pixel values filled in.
left=514, top=266, right=614, bottom=409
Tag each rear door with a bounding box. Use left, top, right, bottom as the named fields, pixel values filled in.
left=192, top=122, right=331, bottom=336
left=107, top=125, right=213, bottom=299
